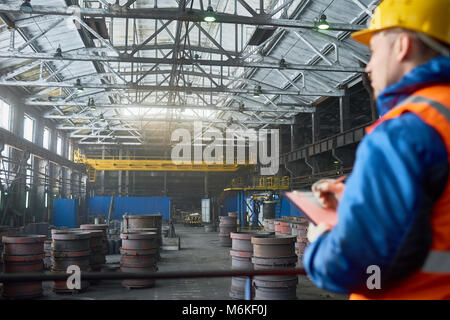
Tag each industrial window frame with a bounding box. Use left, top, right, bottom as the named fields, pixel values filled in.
left=56, top=135, right=63, bottom=156
left=0, top=98, right=10, bottom=131
left=23, top=114, right=35, bottom=143
left=43, top=127, right=51, bottom=150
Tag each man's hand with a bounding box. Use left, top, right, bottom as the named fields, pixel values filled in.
left=311, top=178, right=346, bottom=211
left=307, top=222, right=333, bottom=242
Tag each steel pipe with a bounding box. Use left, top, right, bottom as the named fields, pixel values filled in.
left=0, top=268, right=307, bottom=282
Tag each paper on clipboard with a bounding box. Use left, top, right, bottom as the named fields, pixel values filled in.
left=283, top=191, right=338, bottom=227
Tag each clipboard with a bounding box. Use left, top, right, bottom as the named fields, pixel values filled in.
left=283, top=191, right=338, bottom=227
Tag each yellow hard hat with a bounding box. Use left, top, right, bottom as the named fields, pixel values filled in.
left=351, top=0, right=450, bottom=46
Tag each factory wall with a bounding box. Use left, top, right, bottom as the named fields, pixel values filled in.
left=53, top=198, right=79, bottom=228
left=277, top=197, right=305, bottom=217
left=220, top=196, right=237, bottom=216
left=87, top=196, right=172, bottom=221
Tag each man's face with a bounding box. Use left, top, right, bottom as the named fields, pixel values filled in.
left=365, top=32, right=400, bottom=99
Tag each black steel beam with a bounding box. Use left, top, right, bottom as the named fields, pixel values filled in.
left=0, top=127, right=83, bottom=171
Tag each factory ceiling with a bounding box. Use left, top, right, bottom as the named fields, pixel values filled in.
left=0, top=0, right=379, bottom=146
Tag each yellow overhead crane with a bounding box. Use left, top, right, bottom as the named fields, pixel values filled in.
left=74, top=150, right=249, bottom=182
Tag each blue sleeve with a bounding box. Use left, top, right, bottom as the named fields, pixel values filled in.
left=302, top=113, right=448, bottom=294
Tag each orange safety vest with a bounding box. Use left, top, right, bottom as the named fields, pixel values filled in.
left=350, top=83, right=450, bottom=300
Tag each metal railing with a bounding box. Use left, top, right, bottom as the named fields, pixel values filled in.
left=0, top=268, right=308, bottom=300
left=290, top=168, right=353, bottom=189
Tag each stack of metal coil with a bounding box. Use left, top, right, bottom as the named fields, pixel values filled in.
left=251, top=236, right=298, bottom=300
left=229, top=231, right=274, bottom=299
left=262, top=219, right=275, bottom=232
left=80, top=224, right=108, bottom=271
left=279, top=221, right=292, bottom=235
left=51, top=230, right=91, bottom=293
left=1, top=235, right=46, bottom=299
left=120, top=231, right=159, bottom=288
left=218, top=216, right=237, bottom=247
left=43, top=239, right=52, bottom=270
left=122, top=214, right=162, bottom=260
left=274, top=219, right=283, bottom=235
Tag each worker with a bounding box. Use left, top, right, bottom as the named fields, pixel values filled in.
left=303, top=0, right=450, bottom=299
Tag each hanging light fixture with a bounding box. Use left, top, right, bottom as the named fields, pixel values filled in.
left=253, top=85, right=262, bottom=97
left=54, top=45, right=62, bottom=58
left=204, top=0, right=216, bottom=22
left=111, top=0, right=122, bottom=13
left=186, top=82, right=193, bottom=95
left=20, top=0, right=32, bottom=13
left=316, top=14, right=330, bottom=30
left=88, top=98, right=96, bottom=111
left=75, top=79, right=84, bottom=92
left=99, top=113, right=106, bottom=123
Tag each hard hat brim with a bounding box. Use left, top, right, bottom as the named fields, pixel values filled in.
left=351, top=29, right=375, bottom=46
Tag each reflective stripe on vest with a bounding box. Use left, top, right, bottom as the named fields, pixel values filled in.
left=422, top=250, right=450, bottom=273
left=400, top=95, right=450, bottom=275
left=398, top=95, right=450, bottom=121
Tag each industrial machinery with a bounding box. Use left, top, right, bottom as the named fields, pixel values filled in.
left=184, top=213, right=202, bottom=227
left=222, top=176, right=287, bottom=230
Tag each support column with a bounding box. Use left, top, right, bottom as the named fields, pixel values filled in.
left=78, top=173, right=82, bottom=199
left=46, top=162, right=52, bottom=223
left=61, top=167, right=67, bottom=198
left=67, top=169, right=74, bottom=198
left=132, top=151, right=136, bottom=196
left=100, top=146, right=105, bottom=195
left=37, top=159, right=47, bottom=222
left=118, top=149, right=122, bottom=196
left=125, top=150, right=130, bottom=196
left=339, top=94, right=351, bottom=133
left=312, top=112, right=320, bottom=143
left=204, top=172, right=208, bottom=198
left=290, top=124, right=295, bottom=152
left=163, top=172, right=167, bottom=196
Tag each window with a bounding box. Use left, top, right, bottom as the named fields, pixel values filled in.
left=26, top=156, right=33, bottom=187
left=25, top=190, right=30, bottom=209
left=43, top=127, right=51, bottom=150
left=0, top=99, right=10, bottom=130
left=0, top=145, right=10, bottom=185
left=44, top=190, right=49, bottom=208
left=23, top=115, right=35, bottom=142
left=68, top=141, right=73, bottom=161
left=56, top=136, right=63, bottom=156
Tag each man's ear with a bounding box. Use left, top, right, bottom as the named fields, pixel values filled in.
left=395, top=32, right=412, bottom=62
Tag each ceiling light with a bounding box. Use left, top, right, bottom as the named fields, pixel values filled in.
left=111, top=0, right=121, bottom=13
left=88, top=98, right=96, bottom=111
left=20, top=0, right=32, bottom=13
left=186, top=82, right=193, bottom=95
left=99, top=114, right=106, bottom=123
left=204, top=5, right=216, bottom=23
left=279, top=58, right=287, bottom=69
left=75, top=79, right=84, bottom=92
left=316, top=14, right=330, bottom=30
left=253, top=85, right=262, bottom=97
left=54, top=46, right=62, bottom=58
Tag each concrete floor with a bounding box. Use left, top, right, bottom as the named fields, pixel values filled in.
left=13, top=224, right=348, bottom=300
